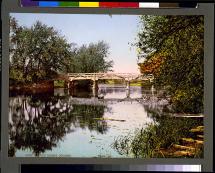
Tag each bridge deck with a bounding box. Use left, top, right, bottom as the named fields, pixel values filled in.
left=67, top=73, right=154, bottom=81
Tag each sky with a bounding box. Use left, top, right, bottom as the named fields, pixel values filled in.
left=11, top=13, right=142, bottom=73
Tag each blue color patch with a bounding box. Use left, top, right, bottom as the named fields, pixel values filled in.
left=39, top=1, right=59, bottom=7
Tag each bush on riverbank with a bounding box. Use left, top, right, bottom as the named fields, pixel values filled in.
left=112, top=115, right=203, bottom=158
left=9, top=80, right=54, bottom=92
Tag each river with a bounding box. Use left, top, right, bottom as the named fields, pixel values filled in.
left=9, top=84, right=169, bottom=157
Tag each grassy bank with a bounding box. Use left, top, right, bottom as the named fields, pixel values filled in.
left=112, top=115, right=203, bottom=158
left=105, top=80, right=151, bottom=87
left=54, top=80, right=65, bottom=88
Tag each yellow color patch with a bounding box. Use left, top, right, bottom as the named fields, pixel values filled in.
left=79, top=2, right=99, bottom=7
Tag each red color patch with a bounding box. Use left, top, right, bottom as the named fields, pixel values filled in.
left=99, top=2, right=139, bottom=8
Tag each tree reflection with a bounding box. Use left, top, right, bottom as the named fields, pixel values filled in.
left=71, top=104, right=108, bottom=134
left=9, top=93, right=108, bottom=157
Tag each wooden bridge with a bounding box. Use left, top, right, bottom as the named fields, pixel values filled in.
left=63, top=73, right=154, bottom=97
left=67, top=73, right=153, bottom=82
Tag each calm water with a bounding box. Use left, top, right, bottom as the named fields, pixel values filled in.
left=9, top=84, right=167, bottom=157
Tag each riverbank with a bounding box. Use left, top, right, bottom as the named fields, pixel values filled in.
left=112, top=115, right=203, bottom=158
left=156, top=125, right=204, bottom=158
left=105, top=80, right=151, bottom=86
left=9, top=81, right=54, bottom=93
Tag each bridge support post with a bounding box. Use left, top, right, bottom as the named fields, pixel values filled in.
left=151, top=84, right=155, bottom=103
left=68, top=81, right=76, bottom=96
left=70, top=81, right=75, bottom=89
left=125, top=80, right=130, bottom=98
left=126, top=80, right=130, bottom=90
left=64, top=81, right=69, bottom=88
left=92, top=80, right=98, bottom=97
left=126, top=89, right=130, bottom=98
left=67, top=80, right=75, bottom=89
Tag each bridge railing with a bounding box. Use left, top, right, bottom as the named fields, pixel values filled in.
left=67, top=73, right=141, bottom=76
left=67, top=73, right=154, bottom=80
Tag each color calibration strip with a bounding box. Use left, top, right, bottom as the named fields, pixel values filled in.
left=21, top=0, right=160, bottom=8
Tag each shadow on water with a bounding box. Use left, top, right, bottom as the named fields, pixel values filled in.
left=9, top=91, right=109, bottom=157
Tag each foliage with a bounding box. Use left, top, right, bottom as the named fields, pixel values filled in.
left=10, top=17, right=74, bottom=84
left=9, top=17, right=113, bottom=85
left=136, top=16, right=204, bottom=113
left=112, top=114, right=203, bottom=158
left=72, top=41, right=113, bottom=73
left=138, top=53, right=165, bottom=75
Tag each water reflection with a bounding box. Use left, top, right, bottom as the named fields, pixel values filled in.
left=9, top=84, right=166, bottom=157
left=9, top=93, right=109, bottom=157
left=98, top=84, right=145, bottom=99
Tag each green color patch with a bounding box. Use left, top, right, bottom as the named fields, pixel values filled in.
left=59, top=2, right=79, bottom=7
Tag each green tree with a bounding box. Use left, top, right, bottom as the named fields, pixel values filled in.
left=10, top=17, right=75, bottom=84
left=73, top=41, right=113, bottom=73
left=136, top=15, right=204, bottom=113
left=9, top=17, right=113, bottom=86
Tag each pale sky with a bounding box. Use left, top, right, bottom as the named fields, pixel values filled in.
left=11, top=13, right=142, bottom=73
